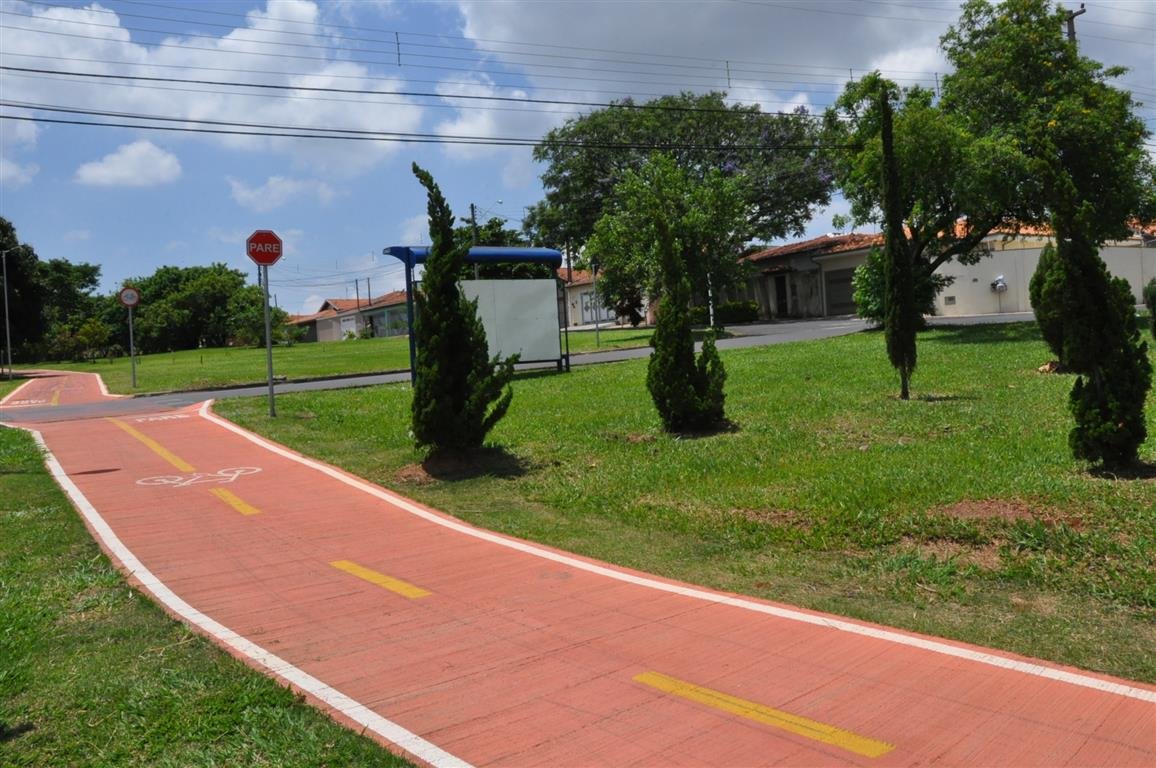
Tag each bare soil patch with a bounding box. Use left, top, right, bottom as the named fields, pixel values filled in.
left=395, top=463, right=436, bottom=485
left=901, top=537, right=1002, bottom=570
left=937, top=498, right=1041, bottom=522
left=1037, top=360, right=1070, bottom=374
left=396, top=447, right=530, bottom=482
left=731, top=507, right=813, bottom=530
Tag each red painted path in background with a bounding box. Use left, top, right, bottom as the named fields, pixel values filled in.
left=4, top=372, right=1154, bottom=767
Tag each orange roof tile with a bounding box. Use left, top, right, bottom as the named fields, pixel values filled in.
left=746, top=232, right=883, bottom=263
left=558, top=268, right=594, bottom=286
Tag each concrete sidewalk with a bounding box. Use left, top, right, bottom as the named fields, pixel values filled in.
left=6, top=371, right=1154, bottom=767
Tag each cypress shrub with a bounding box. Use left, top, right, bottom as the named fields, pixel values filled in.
left=1028, top=243, right=1066, bottom=360
left=1144, top=277, right=1156, bottom=340
left=879, top=86, right=917, bottom=399
left=409, top=164, right=516, bottom=455
left=646, top=276, right=726, bottom=432
left=1057, top=235, right=1151, bottom=467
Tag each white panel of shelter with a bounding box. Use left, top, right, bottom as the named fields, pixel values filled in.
left=461, top=279, right=561, bottom=362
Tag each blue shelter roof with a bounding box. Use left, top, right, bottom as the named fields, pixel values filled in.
left=384, top=245, right=562, bottom=268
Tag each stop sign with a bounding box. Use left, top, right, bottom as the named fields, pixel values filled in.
left=246, top=230, right=282, bottom=266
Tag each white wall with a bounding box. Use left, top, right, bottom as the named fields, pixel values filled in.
left=934, top=241, right=1155, bottom=316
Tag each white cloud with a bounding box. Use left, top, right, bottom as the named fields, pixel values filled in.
left=1, top=1, right=425, bottom=176
left=62, top=229, right=91, bottom=242
left=0, top=157, right=38, bottom=187
left=868, top=46, right=950, bottom=90
left=400, top=213, right=430, bottom=245
left=207, top=227, right=247, bottom=245
left=228, top=176, right=335, bottom=212
left=432, top=72, right=557, bottom=186
left=74, top=141, right=181, bottom=187
left=299, top=293, right=324, bottom=315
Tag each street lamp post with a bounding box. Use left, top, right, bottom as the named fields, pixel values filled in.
left=1, top=247, right=15, bottom=381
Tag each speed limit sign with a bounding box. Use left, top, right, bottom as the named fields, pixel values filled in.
left=118, top=286, right=140, bottom=308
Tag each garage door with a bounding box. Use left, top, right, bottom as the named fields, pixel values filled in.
left=825, top=268, right=857, bottom=315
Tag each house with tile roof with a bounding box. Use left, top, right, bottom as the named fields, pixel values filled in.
left=736, top=224, right=1155, bottom=320
left=558, top=268, right=648, bottom=327
left=740, top=232, right=881, bottom=318
left=287, top=290, right=409, bottom=342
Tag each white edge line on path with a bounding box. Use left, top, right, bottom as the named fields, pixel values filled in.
left=0, top=376, right=36, bottom=406
left=93, top=371, right=127, bottom=398
left=198, top=400, right=1156, bottom=705
left=14, top=423, right=474, bottom=768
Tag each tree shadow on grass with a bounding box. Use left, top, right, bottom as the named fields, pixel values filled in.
left=1089, top=462, right=1156, bottom=481
left=926, top=322, right=1042, bottom=345
left=671, top=419, right=742, bottom=441
left=0, top=721, right=35, bottom=743
left=913, top=393, right=978, bottom=403
left=417, top=446, right=531, bottom=482
left=510, top=367, right=569, bottom=383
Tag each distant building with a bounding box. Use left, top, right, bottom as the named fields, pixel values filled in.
left=287, top=290, right=408, bottom=342
left=736, top=225, right=1155, bottom=319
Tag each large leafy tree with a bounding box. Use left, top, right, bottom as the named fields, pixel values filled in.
left=0, top=217, right=103, bottom=362
left=587, top=155, right=728, bottom=430
left=534, top=92, right=833, bottom=250
left=226, top=284, right=289, bottom=347
left=587, top=155, right=750, bottom=327
left=130, top=264, right=248, bottom=351
left=451, top=215, right=552, bottom=280
left=409, top=163, right=517, bottom=456
left=940, top=0, right=1155, bottom=238
left=825, top=72, right=1025, bottom=311
left=941, top=0, right=1154, bottom=467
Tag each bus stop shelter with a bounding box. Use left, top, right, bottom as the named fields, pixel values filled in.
left=383, top=246, right=568, bottom=381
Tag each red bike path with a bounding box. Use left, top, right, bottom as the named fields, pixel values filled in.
left=3, top=371, right=1154, bottom=767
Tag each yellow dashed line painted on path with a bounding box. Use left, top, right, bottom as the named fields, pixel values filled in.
left=634, top=671, right=895, bottom=759
left=209, top=487, right=262, bottom=516
left=330, top=560, right=431, bottom=599
left=108, top=417, right=195, bottom=472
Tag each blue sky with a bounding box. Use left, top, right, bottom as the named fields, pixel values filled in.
left=1, top=0, right=1153, bottom=316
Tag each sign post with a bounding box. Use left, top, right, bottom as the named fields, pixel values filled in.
left=118, top=286, right=140, bottom=389
left=246, top=230, right=282, bottom=417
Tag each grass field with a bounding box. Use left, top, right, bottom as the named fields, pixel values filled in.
left=216, top=323, right=1156, bottom=683
left=29, top=327, right=659, bottom=394
left=0, top=427, right=413, bottom=767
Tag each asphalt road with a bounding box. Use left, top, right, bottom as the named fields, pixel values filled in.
left=0, top=312, right=1035, bottom=424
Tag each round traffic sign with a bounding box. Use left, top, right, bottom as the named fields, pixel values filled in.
left=246, top=230, right=283, bottom=267
left=118, top=286, right=140, bottom=308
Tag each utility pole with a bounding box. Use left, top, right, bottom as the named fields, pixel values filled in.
left=1063, top=2, right=1085, bottom=43
left=1, top=247, right=14, bottom=380
left=470, top=203, right=480, bottom=279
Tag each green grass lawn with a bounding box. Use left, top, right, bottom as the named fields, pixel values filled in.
left=29, top=328, right=659, bottom=394
left=0, top=427, right=413, bottom=767
left=217, top=323, right=1156, bottom=683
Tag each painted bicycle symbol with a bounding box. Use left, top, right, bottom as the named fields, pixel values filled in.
left=136, top=467, right=261, bottom=488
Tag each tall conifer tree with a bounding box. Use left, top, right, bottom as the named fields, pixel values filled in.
left=410, top=164, right=516, bottom=455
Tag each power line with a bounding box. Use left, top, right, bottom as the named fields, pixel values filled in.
left=0, top=6, right=965, bottom=98
left=6, top=5, right=1145, bottom=107
left=0, top=65, right=837, bottom=118
left=0, top=50, right=859, bottom=111
left=0, top=108, right=855, bottom=151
